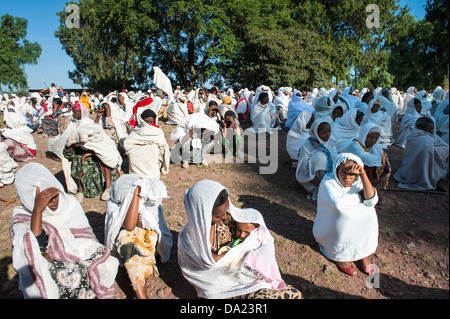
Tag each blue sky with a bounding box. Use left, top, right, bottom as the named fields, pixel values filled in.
left=1, top=0, right=429, bottom=91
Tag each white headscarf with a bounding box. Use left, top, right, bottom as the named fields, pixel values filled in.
left=344, top=122, right=383, bottom=167
left=9, top=163, right=119, bottom=299
left=178, top=180, right=286, bottom=299
left=105, top=174, right=173, bottom=262
left=286, top=110, right=313, bottom=160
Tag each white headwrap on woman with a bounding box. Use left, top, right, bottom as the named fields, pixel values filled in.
left=0, top=142, right=18, bottom=187
left=329, top=108, right=361, bottom=152
left=313, top=153, right=378, bottom=262
left=295, top=118, right=338, bottom=200
left=123, top=114, right=170, bottom=179
left=362, top=98, right=392, bottom=149
left=9, top=163, right=119, bottom=299
left=343, top=123, right=383, bottom=167
left=285, top=90, right=314, bottom=129
left=1, top=112, right=36, bottom=151
left=313, top=96, right=332, bottom=120
left=178, top=180, right=286, bottom=299
left=393, top=98, right=424, bottom=149
left=104, top=174, right=173, bottom=262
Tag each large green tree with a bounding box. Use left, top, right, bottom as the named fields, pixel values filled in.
left=0, top=14, right=41, bottom=91
left=56, top=0, right=150, bottom=92
left=388, top=0, right=449, bottom=90
left=291, top=0, right=410, bottom=88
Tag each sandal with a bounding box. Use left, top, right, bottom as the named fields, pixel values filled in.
left=337, top=264, right=358, bottom=276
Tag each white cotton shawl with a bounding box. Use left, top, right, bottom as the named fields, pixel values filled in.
left=178, top=180, right=285, bottom=299
left=248, top=101, right=277, bottom=134
left=170, top=113, right=220, bottom=144
left=65, top=116, right=122, bottom=170
left=166, top=94, right=190, bottom=125
left=103, top=102, right=128, bottom=141
left=434, top=94, right=449, bottom=123
left=372, top=93, right=397, bottom=123
left=393, top=99, right=423, bottom=149
left=0, top=142, right=18, bottom=187
left=394, top=128, right=449, bottom=190
left=104, top=174, right=173, bottom=263
left=9, top=163, right=119, bottom=299
left=415, top=90, right=433, bottom=116
left=312, top=88, right=327, bottom=107
left=362, top=99, right=392, bottom=149
left=313, top=153, right=379, bottom=262
left=272, top=88, right=290, bottom=112
left=329, top=108, right=361, bottom=153
left=295, top=118, right=337, bottom=200
left=285, top=90, right=314, bottom=129
left=342, top=123, right=383, bottom=167
left=313, top=96, right=332, bottom=120
left=123, top=122, right=170, bottom=179
left=338, top=88, right=360, bottom=110
left=286, top=110, right=313, bottom=161
left=153, top=66, right=174, bottom=102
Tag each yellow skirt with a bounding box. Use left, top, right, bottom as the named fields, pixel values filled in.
left=116, top=227, right=159, bottom=290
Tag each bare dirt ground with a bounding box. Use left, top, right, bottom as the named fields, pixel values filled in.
left=0, top=113, right=448, bottom=299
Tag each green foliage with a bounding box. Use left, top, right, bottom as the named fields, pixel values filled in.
left=223, top=27, right=332, bottom=89
left=54, top=0, right=447, bottom=92
left=0, top=14, right=41, bottom=91
left=388, top=0, right=449, bottom=90
left=55, top=0, right=150, bottom=92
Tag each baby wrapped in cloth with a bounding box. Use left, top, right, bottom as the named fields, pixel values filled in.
left=178, top=180, right=300, bottom=299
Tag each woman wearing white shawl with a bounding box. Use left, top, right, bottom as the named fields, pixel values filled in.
left=272, top=87, right=291, bottom=122
left=431, top=88, right=447, bottom=115
left=362, top=98, right=392, bottom=149
left=390, top=87, right=404, bottom=114
left=95, top=101, right=128, bottom=147
left=342, top=123, right=391, bottom=189
left=393, top=98, right=424, bottom=149
left=373, top=88, right=398, bottom=123
left=329, top=108, right=364, bottom=153
left=433, top=92, right=449, bottom=123
left=327, top=88, right=340, bottom=107
left=248, top=92, right=278, bottom=134
left=306, top=88, right=318, bottom=105
left=286, top=110, right=314, bottom=167
left=166, top=93, right=192, bottom=125
left=170, top=113, right=220, bottom=167
left=62, top=102, right=122, bottom=201
left=178, top=180, right=302, bottom=299
left=0, top=93, right=9, bottom=113
left=394, top=117, right=449, bottom=191
left=296, top=118, right=338, bottom=201
left=338, top=87, right=360, bottom=110
left=104, top=174, right=172, bottom=299
left=124, top=109, right=170, bottom=179
left=313, top=96, right=332, bottom=120
left=414, top=90, right=433, bottom=116
left=285, top=90, right=314, bottom=129
left=1, top=111, right=36, bottom=162
left=250, top=85, right=273, bottom=118
left=401, top=86, right=417, bottom=115
left=311, top=87, right=327, bottom=107
left=9, top=163, right=119, bottom=299
left=313, top=153, right=379, bottom=276
left=0, top=141, right=18, bottom=188
left=189, top=88, right=207, bottom=113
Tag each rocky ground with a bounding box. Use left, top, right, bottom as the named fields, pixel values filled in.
left=0, top=113, right=448, bottom=299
